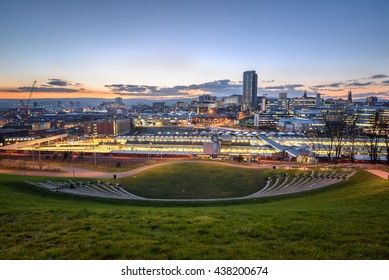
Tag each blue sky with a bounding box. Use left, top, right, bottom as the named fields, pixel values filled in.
left=0, top=0, right=388, bottom=100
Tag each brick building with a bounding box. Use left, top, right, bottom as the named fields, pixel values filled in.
left=84, top=119, right=132, bottom=137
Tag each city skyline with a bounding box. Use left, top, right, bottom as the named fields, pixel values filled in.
left=1, top=0, right=389, bottom=101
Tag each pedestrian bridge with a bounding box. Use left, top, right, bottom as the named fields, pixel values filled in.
left=258, top=135, right=301, bottom=158
left=0, top=134, right=68, bottom=150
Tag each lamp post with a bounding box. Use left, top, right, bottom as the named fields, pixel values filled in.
left=72, top=152, right=75, bottom=178
left=148, top=142, right=152, bottom=163
left=93, top=140, right=97, bottom=168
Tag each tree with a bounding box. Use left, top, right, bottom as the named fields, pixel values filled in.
left=375, top=109, right=389, bottom=164
left=361, top=108, right=388, bottom=164
left=382, top=134, right=389, bottom=165
left=236, top=154, right=244, bottom=163
left=363, top=133, right=381, bottom=164
left=307, top=120, right=335, bottom=163
left=348, top=128, right=359, bottom=164
left=51, top=152, right=59, bottom=160
left=330, top=113, right=358, bottom=161
left=307, top=112, right=357, bottom=163
left=63, top=151, right=68, bottom=161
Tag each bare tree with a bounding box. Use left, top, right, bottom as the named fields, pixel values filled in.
left=363, top=133, right=381, bottom=163
left=307, top=128, right=334, bottom=163
left=347, top=126, right=361, bottom=164
left=375, top=109, right=389, bottom=165
left=307, top=113, right=357, bottom=163
left=382, top=134, right=389, bottom=165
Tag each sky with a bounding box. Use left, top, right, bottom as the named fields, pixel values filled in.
left=0, top=0, right=389, bottom=101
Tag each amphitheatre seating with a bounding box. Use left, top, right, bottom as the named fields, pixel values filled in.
left=25, top=170, right=356, bottom=201
left=26, top=179, right=145, bottom=200
left=272, top=174, right=289, bottom=192
left=245, top=171, right=356, bottom=199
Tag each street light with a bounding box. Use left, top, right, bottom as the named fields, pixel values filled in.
left=71, top=152, right=75, bottom=178
left=93, top=140, right=97, bottom=167
left=148, top=142, right=152, bottom=162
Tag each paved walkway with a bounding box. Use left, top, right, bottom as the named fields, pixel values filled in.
left=366, top=169, right=389, bottom=180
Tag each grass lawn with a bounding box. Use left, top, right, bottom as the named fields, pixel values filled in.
left=119, top=162, right=298, bottom=199
left=0, top=165, right=388, bottom=259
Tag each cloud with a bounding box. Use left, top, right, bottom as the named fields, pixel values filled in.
left=0, top=78, right=84, bottom=94
left=105, top=79, right=243, bottom=99
left=312, top=78, right=381, bottom=91
left=0, top=89, right=21, bottom=93
left=195, top=79, right=233, bottom=89
left=324, top=89, right=344, bottom=92
left=105, top=84, right=159, bottom=94
left=312, top=82, right=344, bottom=89
left=47, top=79, right=68, bottom=87
left=285, top=84, right=304, bottom=90
left=382, top=80, right=389, bottom=84
left=264, top=84, right=304, bottom=91
left=17, top=86, right=79, bottom=93
left=370, top=74, right=388, bottom=79
left=347, top=82, right=373, bottom=87
left=102, top=81, right=307, bottom=100
left=311, top=84, right=325, bottom=89
left=264, top=86, right=285, bottom=90
left=41, top=79, right=84, bottom=88
left=327, top=83, right=343, bottom=87
left=350, top=91, right=389, bottom=99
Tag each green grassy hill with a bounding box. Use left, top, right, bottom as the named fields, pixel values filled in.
left=120, top=162, right=290, bottom=199
left=0, top=164, right=388, bottom=259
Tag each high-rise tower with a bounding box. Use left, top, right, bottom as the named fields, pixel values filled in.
left=316, top=93, right=321, bottom=107
left=348, top=90, right=352, bottom=103
left=242, top=70, right=258, bottom=110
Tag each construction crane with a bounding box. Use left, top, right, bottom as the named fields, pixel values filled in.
left=19, top=80, right=37, bottom=133
left=20, top=80, right=37, bottom=110
left=25, top=80, right=37, bottom=109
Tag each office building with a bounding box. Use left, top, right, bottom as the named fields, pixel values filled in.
left=223, top=94, right=242, bottom=105
left=289, top=92, right=316, bottom=110
left=84, top=119, right=132, bottom=137
left=278, top=92, right=288, bottom=110
left=242, top=70, right=258, bottom=110
left=115, top=97, right=124, bottom=105
left=199, top=94, right=216, bottom=102
left=257, top=95, right=267, bottom=112
left=316, top=93, right=322, bottom=107
left=279, top=92, right=287, bottom=99
left=366, top=96, right=378, bottom=106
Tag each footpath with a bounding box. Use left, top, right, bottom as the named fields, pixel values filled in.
left=0, top=160, right=273, bottom=179
left=1, top=160, right=388, bottom=180
left=366, top=169, right=389, bottom=180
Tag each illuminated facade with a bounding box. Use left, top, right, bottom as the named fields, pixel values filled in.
left=242, top=70, right=258, bottom=110
left=84, top=119, right=132, bottom=136
left=7, top=128, right=388, bottom=162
